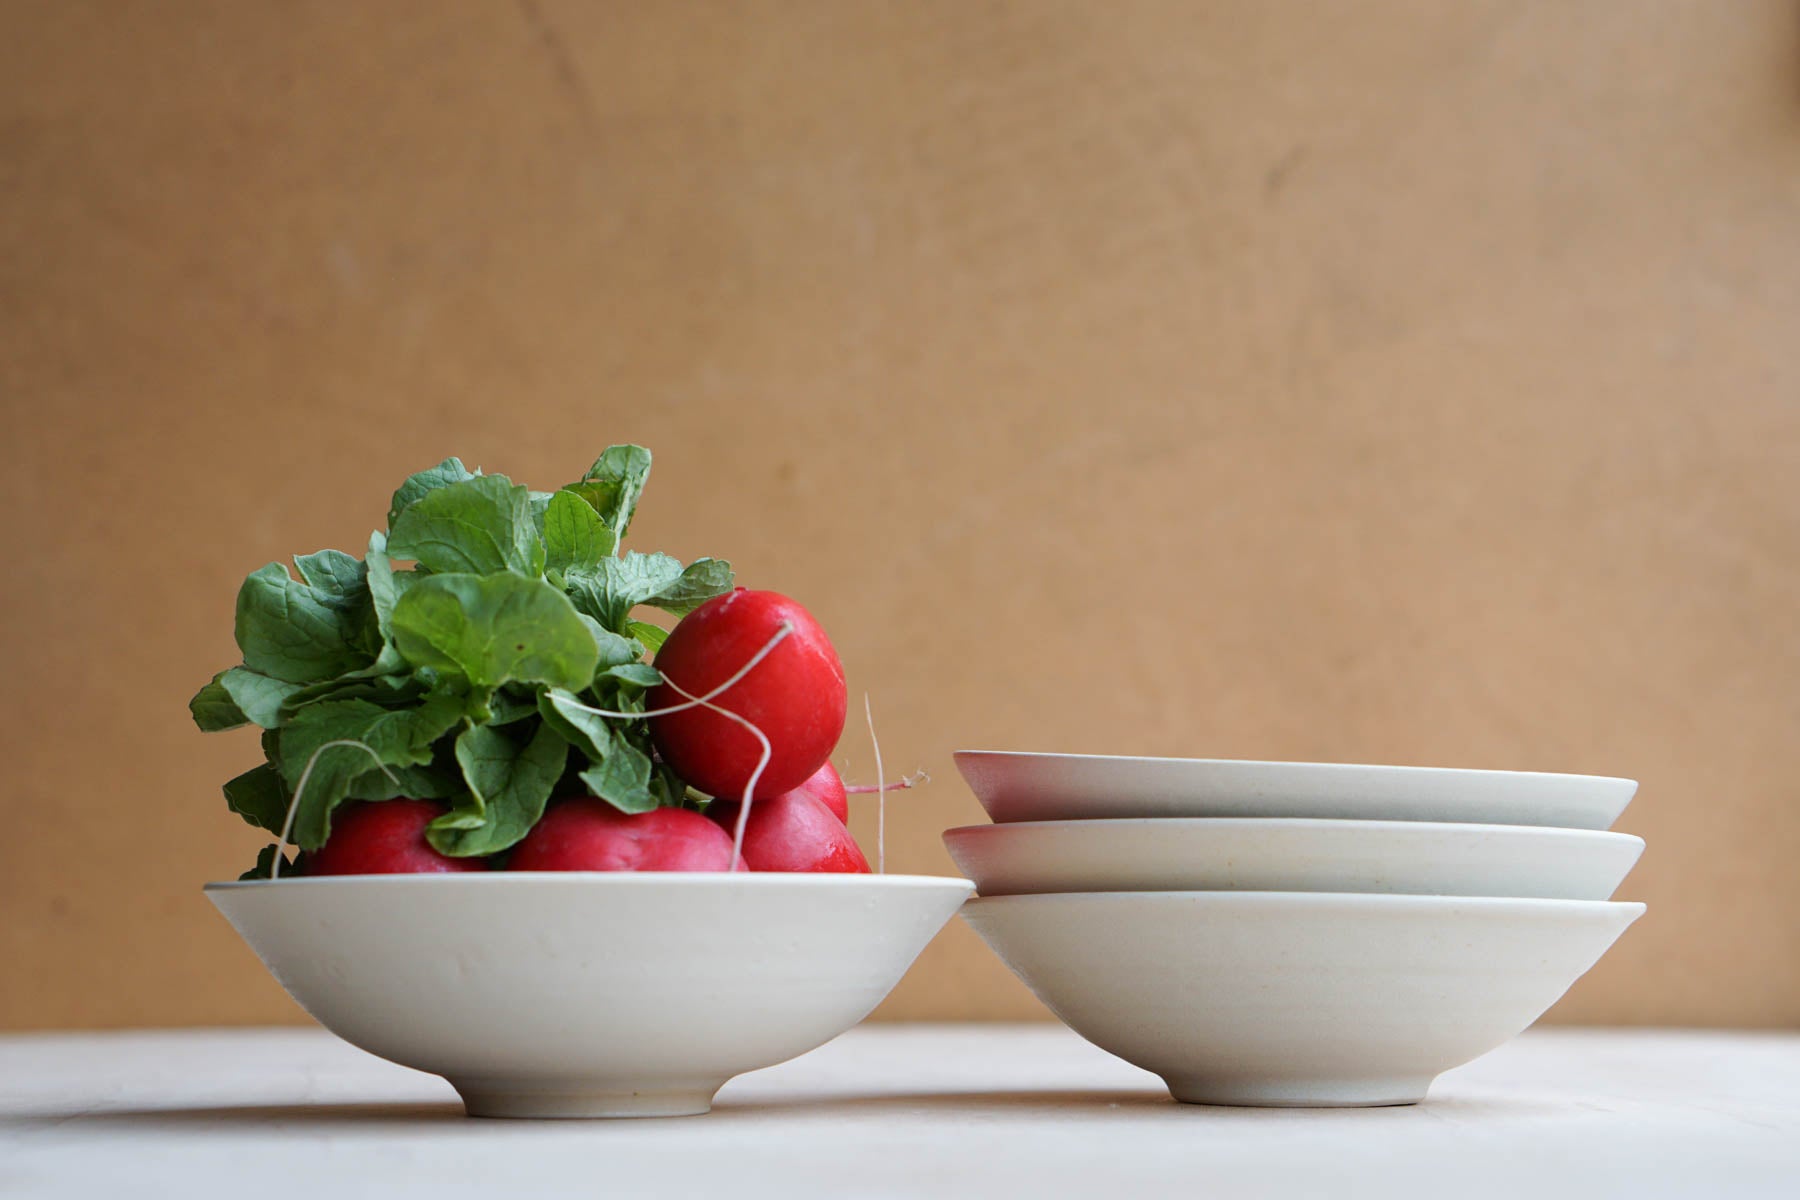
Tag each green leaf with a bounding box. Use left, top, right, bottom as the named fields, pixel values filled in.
left=218, top=667, right=304, bottom=729
left=566, top=445, right=652, bottom=538
left=603, top=662, right=662, bottom=689
left=538, top=688, right=614, bottom=760
left=294, top=549, right=367, bottom=602
left=543, top=489, right=618, bottom=577
left=645, top=557, right=734, bottom=617
left=388, top=474, right=545, bottom=578
left=428, top=721, right=568, bottom=856
left=345, top=759, right=463, bottom=800
left=626, top=620, right=670, bottom=655
left=391, top=572, right=598, bottom=692
left=276, top=667, right=425, bottom=721
left=234, top=562, right=374, bottom=684
left=223, top=762, right=290, bottom=834
left=238, top=844, right=294, bottom=881
left=485, top=686, right=541, bottom=726
left=565, top=552, right=685, bottom=632
left=529, top=489, right=554, bottom=528
left=190, top=673, right=249, bottom=732
left=576, top=615, right=645, bottom=667
left=275, top=691, right=469, bottom=849
left=365, top=530, right=403, bottom=639
left=388, top=457, right=476, bottom=529
left=579, top=737, right=658, bottom=814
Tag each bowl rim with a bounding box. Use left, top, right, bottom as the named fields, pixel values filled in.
left=942, top=817, right=1645, bottom=848
left=961, top=890, right=1646, bottom=918
left=204, top=871, right=976, bottom=893
left=951, top=749, right=1636, bottom=788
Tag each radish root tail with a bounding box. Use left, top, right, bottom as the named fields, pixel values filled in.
left=863, top=693, right=885, bottom=875
left=844, top=769, right=928, bottom=795
left=660, top=675, right=771, bottom=872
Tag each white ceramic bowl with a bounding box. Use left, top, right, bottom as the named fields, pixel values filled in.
left=207, top=873, right=973, bottom=1118
left=954, top=751, right=1636, bottom=829
left=960, top=891, right=1643, bottom=1107
left=943, top=818, right=1644, bottom=900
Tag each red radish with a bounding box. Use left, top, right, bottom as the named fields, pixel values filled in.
left=648, top=589, right=846, bottom=801
left=708, top=791, right=871, bottom=873
left=509, top=800, right=741, bottom=872
left=303, top=799, right=486, bottom=876
left=785, top=761, right=849, bottom=823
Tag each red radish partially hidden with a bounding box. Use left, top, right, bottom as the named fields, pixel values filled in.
left=648, top=589, right=846, bottom=801
left=303, top=799, right=486, bottom=876
left=785, top=762, right=849, bottom=823
left=708, top=791, right=871, bottom=873
left=509, top=800, right=740, bottom=872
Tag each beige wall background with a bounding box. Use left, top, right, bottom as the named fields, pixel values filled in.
left=3, top=0, right=1797, bottom=1031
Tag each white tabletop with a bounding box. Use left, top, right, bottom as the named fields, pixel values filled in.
left=2, top=1025, right=1795, bottom=1198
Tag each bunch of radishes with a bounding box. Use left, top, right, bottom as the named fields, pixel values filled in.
left=190, top=449, right=888, bottom=879
left=311, top=590, right=868, bottom=876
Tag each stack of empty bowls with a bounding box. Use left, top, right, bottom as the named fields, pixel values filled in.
left=946, top=752, right=1645, bottom=1107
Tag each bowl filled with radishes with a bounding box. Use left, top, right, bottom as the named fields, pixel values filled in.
left=194, top=447, right=972, bottom=1117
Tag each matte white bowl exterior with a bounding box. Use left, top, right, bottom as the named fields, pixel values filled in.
left=954, top=751, right=1636, bottom=829
left=943, top=818, right=1644, bottom=900
left=961, top=891, right=1644, bottom=1107
left=206, top=873, right=973, bottom=1118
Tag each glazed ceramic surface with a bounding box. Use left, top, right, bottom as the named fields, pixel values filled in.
left=954, top=751, right=1636, bottom=829
left=960, top=890, right=1644, bottom=1107
left=207, top=873, right=973, bottom=1118
left=943, top=818, right=1643, bottom=900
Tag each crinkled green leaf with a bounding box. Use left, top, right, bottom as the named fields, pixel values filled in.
left=294, top=549, right=366, bottom=601
left=645, top=557, right=733, bottom=617
left=626, top=620, right=670, bottom=655
left=275, top=691, right=469, bottom=849
left=565, top=445, right=652, bottom=538
left=428, top=721, right=567, bottom=856
left=218, top=667, right=304, bottom=729
left=223, top=762, right=290, bottom=834
left=391, top=573, right=598, bottom=692
left=388, top=474, right=545, bottom=578
left=235, top=562, right=374, bottom=684
left=565, top=551, right=685, bottom=632
left=579, top=737, right=658, bottom=814
left=190, top=674, right=249, bottom=732
left=543, top=489, right=617, bottom=577
left=387, top=457, right=476, bottom=529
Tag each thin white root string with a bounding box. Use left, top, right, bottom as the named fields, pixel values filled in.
left=552, top=622, right=794, bottom=723
left=269, top=740, right=400, bottom=880
left=660, top=675, right=772, bottom=872
left=844, top=769, right=928, bottom=795
left=863, top=693, right=885, bottom=875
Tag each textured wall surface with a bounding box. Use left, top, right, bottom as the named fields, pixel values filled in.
left=2, top=0, right=1797, bottom=1029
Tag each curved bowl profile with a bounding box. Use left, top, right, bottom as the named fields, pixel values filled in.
left=207, top=872, right=973, bottom=1118
left=961, top=890, right=1644, bottom=1107
left=943, top=818, right=1644, bottom=900
left=953, top=751, right=1636, bottom=829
